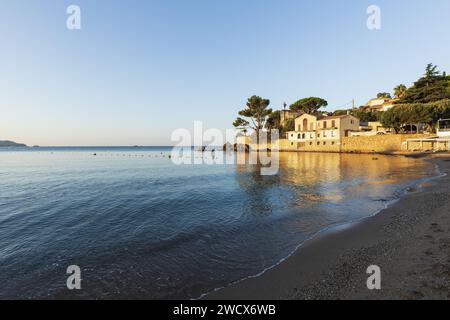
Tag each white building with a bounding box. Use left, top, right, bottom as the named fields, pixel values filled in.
left=363, top=98, right=395, bottom=112
left=438, top=119, right=450, bottom=138
left=287, top=114, right=360, bottom=143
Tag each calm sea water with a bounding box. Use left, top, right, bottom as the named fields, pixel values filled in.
left=0, top=147, right=435, bottom=299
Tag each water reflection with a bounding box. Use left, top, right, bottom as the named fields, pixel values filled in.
left=235, top=152, right=433, bottom=224
left=0, top=150, right=435, bottom=300
left=235, top=161, right=281, bottom=218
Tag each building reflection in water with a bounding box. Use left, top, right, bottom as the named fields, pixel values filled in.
left=234, top=152, right=433, bottom=232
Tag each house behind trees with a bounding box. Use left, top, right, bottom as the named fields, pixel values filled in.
left=363, top=98, right=395, bottom=113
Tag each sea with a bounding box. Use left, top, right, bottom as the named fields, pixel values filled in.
left=0, top=147, right=436, bottom=299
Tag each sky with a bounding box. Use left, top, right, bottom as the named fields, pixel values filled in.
left=1, top=0, right=450, bottom=146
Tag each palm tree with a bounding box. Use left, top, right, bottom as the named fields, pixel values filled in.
left=394, top=84, right=407, bottom=99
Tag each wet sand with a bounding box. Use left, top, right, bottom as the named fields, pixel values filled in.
left=206, top=154, right=450, bottom=300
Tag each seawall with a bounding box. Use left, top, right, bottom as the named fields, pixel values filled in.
left=245, top=134, right=440, bottom=154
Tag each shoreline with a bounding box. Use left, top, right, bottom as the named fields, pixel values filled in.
left=205, top=153, right=450, bottom=300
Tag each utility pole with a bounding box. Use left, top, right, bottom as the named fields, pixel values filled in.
left=281, top=102, right=288, bottom=137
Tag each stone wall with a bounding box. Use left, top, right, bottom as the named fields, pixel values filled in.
left=274, top=134, right=437, bottom=153
left=241, top=134, right=449, bottom=154
left=340, top=134, right=431, bottom=153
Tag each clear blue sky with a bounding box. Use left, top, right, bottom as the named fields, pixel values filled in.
left=1, top=0, right=450, bottom=146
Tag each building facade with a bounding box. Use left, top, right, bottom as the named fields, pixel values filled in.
left=438, top=119, right=450, bottom=138
left=286, top=114, right=360, bottom=151
left=280, top=110, right=299, bottom=127
left=351, top=121, right=392, bottom=136
left=363, top=98, right=395, bottom=112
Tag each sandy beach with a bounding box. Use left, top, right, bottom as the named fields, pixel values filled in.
left=206, top=153, right=450, bottom=300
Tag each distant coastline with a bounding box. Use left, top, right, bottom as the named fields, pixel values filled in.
left=0, top=140, right=27, bottom=148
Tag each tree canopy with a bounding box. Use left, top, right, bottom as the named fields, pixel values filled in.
left=333, top=108, right=380, bottom=123
left=265, top=110, right=296, bottom=134
left=283, top=118, right=295, bottom=132
left=289, top=97, right=328, bottom=114
left=377, top=92, right=392, bottom=99
left=233, top=95, right=272, bottom=137
left=265, top=110, right=281, bottom=131
left=332, top=64, right=449, bottom=130
left=394, top=84, right=407, bottom=99
left=380, top=99, right=450, bottom=133
left=396, top=64, right=450, bottom=104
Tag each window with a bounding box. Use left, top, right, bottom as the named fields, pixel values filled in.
left=318, top=134, right=321, bottom=138
left=310, top=133, right=313, bottom=139
left=324, top=132, right=327, bottom=137
left=439, top=119, right=450, bottom=131
left=332, top=120, right=336, bottom=128
left=332, top=141, right=335, bottom=145
left=291, top=142, right=294, bottom=146
left=323, top=121, right=327, bottom=128
left=317, top=142, right=320, bottom=145
left=291, top=134, right=294, bottom=138
left=310, top=142, right=313, bottom=146
left=323, top=141, right=326, bottom=145
left=302, top=133, right=306, bottom=139
left=331, top=131, right=335, bottom=137
left=298, top=134, right=301, bottom=139
left=351, top=120, right=354, bottom=124
left=303, top=118, right=308, bottom=131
